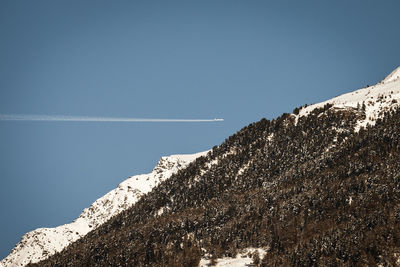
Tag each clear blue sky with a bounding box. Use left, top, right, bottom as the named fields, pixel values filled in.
left=1, top=0, right=399, bottom=258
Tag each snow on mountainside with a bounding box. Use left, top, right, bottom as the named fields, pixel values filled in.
left=296, top=66, right=400, bottom=131
left=382, top=66, right=400, bottom=84
left=3, top=66, right=400, bottom=267
left=196, top=67, right=400, bottom=266
left=1, top=151, right=208, bottom=267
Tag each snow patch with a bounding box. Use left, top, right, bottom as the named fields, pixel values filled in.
left=199, top=248, right=267, bottom=267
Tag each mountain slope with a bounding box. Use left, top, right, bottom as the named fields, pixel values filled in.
left=1, top=151, right=207, bottom=267
left=31, top=67, right=400, bottom=266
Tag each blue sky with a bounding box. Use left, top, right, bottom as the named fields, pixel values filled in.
left=1, top=0, right=400, bottom=258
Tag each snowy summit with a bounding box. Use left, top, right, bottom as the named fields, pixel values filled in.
left=297, top=66, right=400, bottom=131
left=382, top=66, right=400, bottom=84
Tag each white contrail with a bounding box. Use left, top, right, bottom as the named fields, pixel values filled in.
left=0, top=114, right=224, bottom=122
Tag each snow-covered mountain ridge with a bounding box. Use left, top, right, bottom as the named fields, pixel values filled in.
left=296, top=66, right=400, bottom=131
left=382, top=66, right=400, bottom=84
left=1, top=151, right=207, bottom=267
left=4, top=66, right=400, bottom=267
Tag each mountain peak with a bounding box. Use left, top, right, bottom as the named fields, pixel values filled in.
left=382, top=66, right=400, bottom=84
left=297, top=66, right=400, bottom=131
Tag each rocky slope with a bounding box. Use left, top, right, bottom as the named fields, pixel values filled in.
left=1, top=151, right=207, bottom=267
